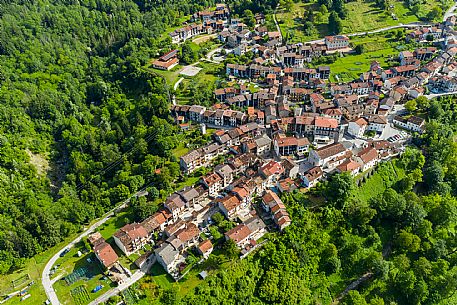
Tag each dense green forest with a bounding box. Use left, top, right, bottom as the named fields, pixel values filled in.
left=2, top=0, right=457, bottom=304
left=0, top=0, right=281, bottom=274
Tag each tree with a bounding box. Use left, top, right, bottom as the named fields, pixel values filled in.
left=355, top=44, right=365, bottom=55
left=423, top=161, right=445, bottom=193
left=329, top=12, right=344, bottom=34
left=333, top=0, right=347, bottom=18
left=212, top=212, right=225, bottom=225
left=243, top=9, right=256, bottom=27
left=427, top=7, right=442, bottom=21
left=161, top=288, right=179, bottom=305
left=224, top=239, right=240, bottom=259
left=315, top=12, right=324, bottom=23
left=405, top=99, right=417, bottom=112
left=320, top=4, right=328, bottom=15
left=416, top=96, right=430, bottom=111
left=342, top=290, right=368, bottom=305
left=325, top=172, right=355, bottom=208
left=395, top=230, right=421, bottom=253
left=180, top=41, right=198, bottom=64
left=411, top=4, right=421, bottom=16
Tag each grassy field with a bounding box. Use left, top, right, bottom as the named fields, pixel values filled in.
left=0, top=231, right=96, bottom=305
left=275, top=0, right=447, bottom=43
left=356, top=160, right=406, bottom=203
left=318, top=32, right=415, bottom=82
left=50, top=208, right=136, bottom=305
left=53, top=251, right=114, bottom=305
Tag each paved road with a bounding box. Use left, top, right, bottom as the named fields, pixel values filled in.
left=273, top=4, right=282, bottom=40
left=303, top=22, right=432, bottom=45
left=425, top=91, right=457, bottom=99
left=174, top=77, right=184, bottom=91
left=42, top=189, right=148, bottom=305
left=444, top=1, right=457, bottom=21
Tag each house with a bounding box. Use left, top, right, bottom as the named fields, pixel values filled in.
left=277, top=178, right=297, bottom=193
left=356, top=147, right=379, bottom=172
left=308, top=143, right=347, bottom=168
left=261, top=189, right=281, bottom=212
left=393, top=116, right=425, bottom=133
left=259, top=160, right=284, bottom=187
left=281, top=159, right=299, bottom=179
left=225, top=216, right=267, bottom=249
left=217, top=194, right=244, bottom=221
left=314, top=117, right=340, bottom=138
left=177, top=187, right=200, bottom=208
left=324, top=35, right=350, bottom=50
left=242, top=134, right=272, bottom=157
left=155, top=243, right=180, bottom=274
left=152, top=50, right=179, bottom=70
left=94, top=242, right=119, bottom=269
left=215, top=164, right=235, bottom=187
left=408, top=87, right=424, bottom=99
left=347, top=117, right=368, bottom=138
left=302, top=166, right=323, bottom=188
left=273, top=135, right=310, bottom=156
left=323, top=108, right=343, bottom=123
left=174, top=223, right=200, bottom=250
left=180, top=149, right=203, bottom=174
left=165, top=193, right=186, bottom=221
left=88, top=232, right=104, bottom=247
left=261, top=190, right=293, bottom=230
left=197, top=240, right=213, bottom=259
left=113, top=223, right=149, bottom=256
left=244, top=216, right=267, bottom=240
left=336, top=159, right=361, bottom=176
left=201, top=172, right=223, bottom=198
left=399, top=51, right=415, bottom=66
left=225, top=223, right=251, bottom=247
left=141, top=209, right=172, bottom=234
left=366, top=115, right=387, bottom=133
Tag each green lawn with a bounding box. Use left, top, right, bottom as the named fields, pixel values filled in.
left=356, top=161, right=406, bottom=203
left=0, top=231, right=98, bottom=305
left=275, top=0, right=446, bottom=43
left=149, top=263, right=174, bottom=289
left=53, top=254, right=114, bottom=305
left=146, top=64, right=183, bottom=86
left=319, top=32, right=416, bottom=82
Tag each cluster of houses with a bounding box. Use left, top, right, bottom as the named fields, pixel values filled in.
left=170, top=4, right=230, bottom=44
left=89, top=8, right=457, bottom=285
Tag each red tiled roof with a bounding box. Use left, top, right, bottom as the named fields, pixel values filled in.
left=94, top=242, right=118, bottom=268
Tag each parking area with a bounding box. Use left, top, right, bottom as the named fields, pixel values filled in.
left=180, top=65, right=202, bottom=77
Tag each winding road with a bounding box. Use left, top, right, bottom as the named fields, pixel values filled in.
left=444, top=1, right=457, bottom=22
left=42, top=189, right=148, bottom=305
left=40, top=4, right=457, bottom=304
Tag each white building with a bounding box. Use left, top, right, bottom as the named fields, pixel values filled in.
left=348, top=118, right=368, bottom=138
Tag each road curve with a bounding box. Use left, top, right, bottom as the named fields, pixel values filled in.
left=42, top=189, right=148, bottom=305
left=425, top=91, right=457, bottom=100
left=444, top=1, right=457, bottom=22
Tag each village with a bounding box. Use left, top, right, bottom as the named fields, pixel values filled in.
left=44, top=3, right=457, bottom=304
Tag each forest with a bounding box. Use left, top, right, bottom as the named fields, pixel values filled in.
left=2, top=0, right=457, bottom=304
left=0, top=0, right=279, bottom=274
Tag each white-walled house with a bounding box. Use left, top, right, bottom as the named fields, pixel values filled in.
left=348, top=118, right=368, bottom=138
